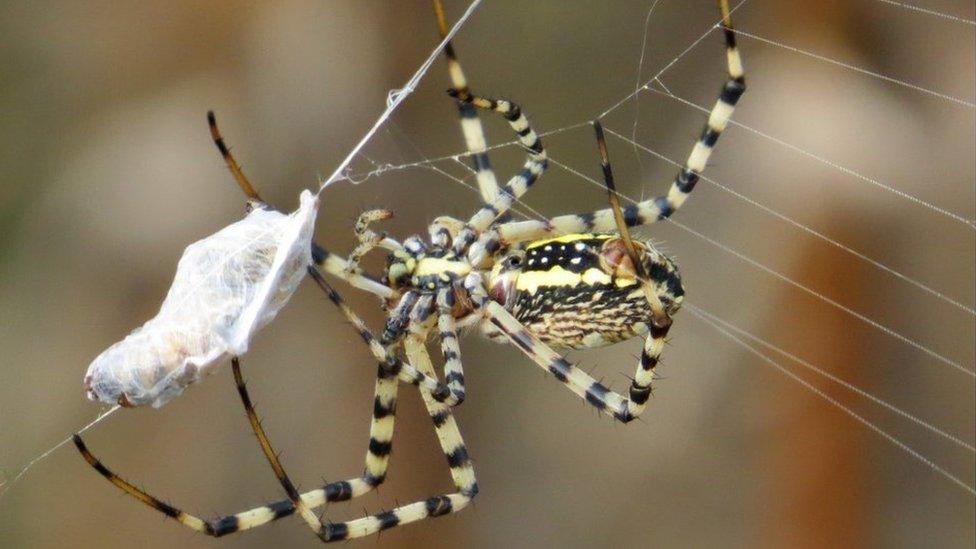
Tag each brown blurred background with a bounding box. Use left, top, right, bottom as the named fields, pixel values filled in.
left=1, top=1, right=973, bottom=547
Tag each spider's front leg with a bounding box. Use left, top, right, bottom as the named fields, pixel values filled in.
left=448, top=91, right=548, bottom=258
left=345, top=208, right=401, bottom=274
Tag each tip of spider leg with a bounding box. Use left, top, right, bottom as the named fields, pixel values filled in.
left=206, top=110, right=216, bottom=124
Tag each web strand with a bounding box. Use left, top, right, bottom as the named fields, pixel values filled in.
left=684, top=304, right=976, bottom=496
left=0, top=406, right=119, bottom=503
left=646, top=83, right=976, bottom=230
left=318, top=0, right=485, bottom=191
left=687, top=304, right=975, bottom=453
left=871, top=0, right=976, bottom=27
left=735, top=28, right=976, bottom=109
left=598, top=0, right=752, bottom=120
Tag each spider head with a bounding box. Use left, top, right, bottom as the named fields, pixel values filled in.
left=487, top=248, right=526, bottom=309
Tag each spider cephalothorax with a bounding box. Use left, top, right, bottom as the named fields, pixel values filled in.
left=488, top=234, right=683, bottom=349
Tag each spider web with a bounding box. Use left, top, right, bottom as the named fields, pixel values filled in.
left=2, top=0, right=973, bottom=543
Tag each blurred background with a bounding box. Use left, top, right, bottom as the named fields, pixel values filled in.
left=1, top=1, right=973, bottom=547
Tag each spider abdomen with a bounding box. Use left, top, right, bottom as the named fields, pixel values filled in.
left=514, top=282, right=652, bottom=349
left=490, top=233, right=683, bottom=349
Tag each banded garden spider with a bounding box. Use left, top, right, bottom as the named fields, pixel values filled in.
left=74, top=0, right=746, bottom=542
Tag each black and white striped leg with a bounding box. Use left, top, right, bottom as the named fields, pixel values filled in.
left=448, top=92, right=548, bottom=257
left=346, top=209, right=399, bottom=273
left=436, top=288, right=466, bottom=404
left=409, top=293, right=437, bottom=335
left=72, top=360, right=401, bottom=538
left=468, top=0, right=745, bottom=262
left=428, top=216, right=465, bottom=248
left=318, top=335, right=478, bottom=541
left=482, top=300, right=670, bottom=422
left=432, top=0, right=502, bottom=206
left=307, top=269, right=460, bottom=406
left=382, top=291, right=419, bottom=345
left=312, top=246, right=395, bottom=300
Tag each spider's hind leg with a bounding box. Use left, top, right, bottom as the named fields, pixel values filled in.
left=72, top=357, right=402, bottom=538
left=319, top=335, right=478, bottom=541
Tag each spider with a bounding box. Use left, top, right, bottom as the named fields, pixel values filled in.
left=74, top=0, right=745, bottom=542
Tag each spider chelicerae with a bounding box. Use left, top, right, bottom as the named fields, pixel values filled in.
left=73, top=0, right=745, bottom=542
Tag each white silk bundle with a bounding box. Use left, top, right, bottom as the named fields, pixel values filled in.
left=84, top=191, right=319, bottom=408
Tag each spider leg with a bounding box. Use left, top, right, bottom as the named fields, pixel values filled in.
left=481, top=299, right=670, bottom=423
left=312, top=248, right=395, bottom=300
left=384, top=276, right=439, bottom=344
left=308, top=269, right=461, bottom=406
left=72, top=359, right=400, bottom=537
left=232, top=354, right=471, bottom=543
left=467, top=0, right=745, bottom=263
left=410, top=293, right=437, bottom=329
left=346, top=209, right=401, bottom=273
left=319, top=334, right=478, bottom=541
left=382, top=291, right=419, bottom=344
left=436, top=288, right=467, bottom=404
left=228, top=358, right=328, bottom=541
left=428, top=215, right=465, bottom=248
left=432, top=0, right=502, bottom=206
left=448, top=93, right=547, bottom=257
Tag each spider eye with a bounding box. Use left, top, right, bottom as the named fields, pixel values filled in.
left=505, top=255, right=523, bottom=268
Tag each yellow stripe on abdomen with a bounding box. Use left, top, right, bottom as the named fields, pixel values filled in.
left=515, top=266, right=612, bottom=294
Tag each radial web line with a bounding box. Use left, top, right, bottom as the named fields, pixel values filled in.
left=599, top=0, right=752, bottom=119
left=629, top=0, right=664, bottom=167
left=332, top=121, right=591, bottom=186
left=601, top=125, right=976, bottom=316
left=872, top=0, right=976, bottom=26
left=318, top=0, right=484, bottom=191
left=438, top=160, right=544, bottom=222
left=735, top=28, right=976, bottom=109
left=646, top=83, right=976, bottom=229
left=544, top=154, right=975, bottom=377
left=0, top=405, right=120, bottom=502
left=688, top=305, right=975, bottom=453
left=684, top=303, right=976, bottom=496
